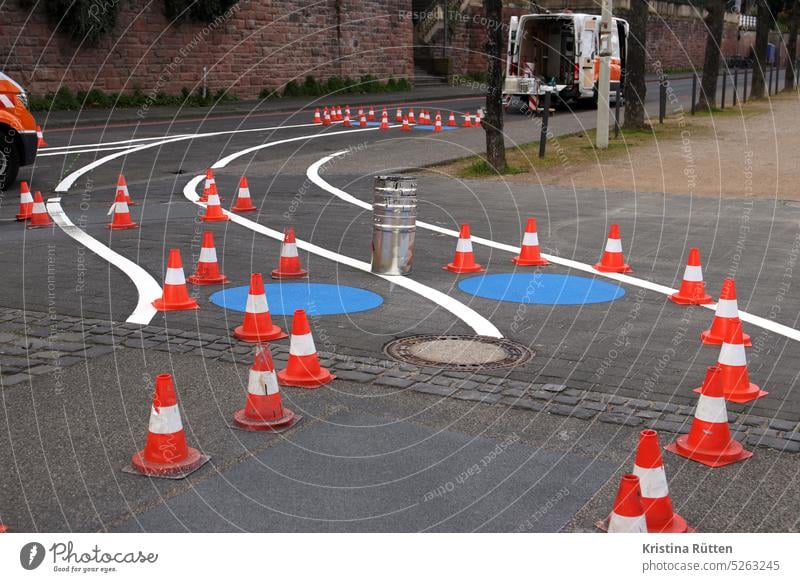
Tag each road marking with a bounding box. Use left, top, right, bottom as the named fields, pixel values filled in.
left=41, top=133, right=194, bottom=153
left=309, top=150, right=800, bottom=343
left=45, top=199, right=162, bottom=325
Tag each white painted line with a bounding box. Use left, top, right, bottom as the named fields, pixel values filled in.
left=309, top=150, right=800, bottom=344
left=46, top=198, right=162, bottom=325
left=41, top=133, right=194, bottom=152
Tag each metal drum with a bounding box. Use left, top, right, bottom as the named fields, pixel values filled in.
left=371, top=175, right=417, bottom=275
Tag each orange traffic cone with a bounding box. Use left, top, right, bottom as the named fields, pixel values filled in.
left=408, top=108, right=415, bottom=124
left=368, top=106, right=375, bottom=121
left=342, top=111, right=352, bottom=127
left=666, top=365, right=752, bottom=468
left=233, top=344, right=301, bottom=431
left=36, top=125, right=48, bottom=147
left=277, top=309, right=336, bottom=388
left=27, top=192, right=53, bottom=228
left=444, top=224, right=484, bottom=273
left=420, top=110, right=428, bottom=125
left=600, top=474, right=648, bottom=533
left=202, top=191, right=229, bottom=222
left=594, top=224, right=632, bottom=273
left=400, top=116, right=411, bottom=132
left=463, top=113, right=473, bottom=127
left=0, top=524, right=7, bottom=533
left=336, top=105, right=344, bottom=121
left=345, top=105, right=351, bottom=119
left=447, top=112, right=457, bottom=126
left=15, top=181, right=33, bottom=220
left=313, top=108, right=322, bottom=124
left=395, top=108, right=403, bottom=122
left=701, top=278, right=751, bottom=346
left=187, top=231, right=229, bottom=285
left=323, top=107, right=331, bottom=126
left=669, top=247, right=712, bottom=304
left=106, top=190, right=138, bottom=230
left=234, top=273, right=287, bottom=342
left=700, top=320, right=766, bottom=403
left=129, top=373, right=209, bottom=478
left=475, top=109, right=482, bottom=126
left=434, top=116, right=442, bottom=132
left=359, top=113, right=368, bottom=128
left=231, top=176, right=257, bottom=213
left=117, top=174, right=135, bottom=205
left=379, top=115, right=389, bottom=130
left=199, top=168, right=217, bottom=202
left=512, top=218, right=549, bottom=266
left=272, top=226, right=308, bottom=279
left=153, top=249, right=198, bottom=311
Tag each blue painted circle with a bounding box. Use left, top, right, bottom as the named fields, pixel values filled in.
left=209, top=283, right=383, bottom=316
left=458, top=273, right=625, bottom=305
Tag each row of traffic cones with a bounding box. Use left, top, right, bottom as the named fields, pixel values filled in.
left=14, top=181, right=53, bottom=228
left=313, top=105, right=480, bottom=129
left=444, top=219, right=549, bottom=273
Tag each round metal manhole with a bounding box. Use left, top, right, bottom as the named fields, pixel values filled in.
left=384, top=335, right=533, bottom=371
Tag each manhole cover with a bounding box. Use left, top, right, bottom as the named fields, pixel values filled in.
left=383, top=335, right=533, bottom=371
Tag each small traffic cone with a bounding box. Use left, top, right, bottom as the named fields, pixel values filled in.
left=433, top=116, right=443, bottom=133
left=129, top=373, right=209, bottom=478
left=357, top=107, right=364, bottom=118
left=277, top=309, right=336, bottom=388
left=400, top=116, right=411, bottom=132
left=234, top=344, right=301, bottom=431
left=342, top=111, right=352, bottom=127
left=27, top=192, right=53, bottom=228
left=447, top=112, right=457, bottom=126
left=444, top=224, right=484, bottom=273
left=323, top=107, right=331, bottom=126
left=199, top=168, right=216, bottom=202
left=106, top=190, right=138, bottom=230
left=0, top=524, right=7, bottom=533
left=420, top=110, right=428, bottom=125
left=153, top=249, right=198, bottom=311
left=202, top=191, right=229, bottom=222
left=336, top=105, right=343, bottom=121
left=463, top=113, right=473, bottom=127
left=233, top=273, right=287, bottom=342
left=381, top=107, right=388, bottom=120
left=669, top=247, right=712, bottom=305
left=15, top=181, right=33, bottom=220
left=272, top=226, right=308, bottom=279
left=698, top=320, right=766, bottom=403
left=408, top=108, right=415, bottom=124
left=594, top=224, right=632, bottom=273
left=666, top=365, right=752, bottom=468
left=313, top=108, right=322, bottom=124
left=600, top=474, right=648, bottom=533
left=36, top=125, right=48, bottom=147
left=231, top=176, right=257, bottom=212
left=187, top=231, right=229, bottom=285
left=117, top=174, right=135, bottom=205
left=379, top=115, right=389, bottom=130
left=395, top=108, right=403, bottom=122
left=475, top=109, right=482, bottom=126
left=368, top=106, right=375, bottom=121
left=359, top=113, right=368, bottom=128
left=345, top=105, right=351, bottom=118
left=512, top=218, right=549, bottom=266
left=701, top=278, right=751, bottom=346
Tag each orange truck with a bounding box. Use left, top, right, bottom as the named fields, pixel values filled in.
left=0, top=71, right=38, bottom=190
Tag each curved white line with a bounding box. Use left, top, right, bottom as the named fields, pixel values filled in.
left=46, top=199, right=162, bottom=324
left=41, top=133, right=194, bottom=152
left=309, top=150, right=800, bottom=343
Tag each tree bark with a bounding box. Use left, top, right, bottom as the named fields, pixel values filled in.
left=697, top=0, right=726, bottom=110
left=483, top=0, right=506, bottom=171
left=785, top=0, right=799, bottom=91
left=623, top=0, right=648, bottom=129
left=751, top=0, right=772, bottom=99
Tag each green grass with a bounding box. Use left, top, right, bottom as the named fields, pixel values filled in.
left=462, top=159, right=525, bottom=177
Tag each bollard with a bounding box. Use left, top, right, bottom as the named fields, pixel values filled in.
left=733, top=68, right=738, bottom=106
left=614, top=83, right=621, bottom=139
left=371, top=176, right=417, bottom=276
left=659, top=80, right=666, bottom=124
left=721, top=70, right=726, bottom=109
left=539, top=89, right=551, bottom=159
left=691, top=75, right=697, bottom=115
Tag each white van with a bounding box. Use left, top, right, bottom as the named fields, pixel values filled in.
left=503, top=12, right=629, bottom=111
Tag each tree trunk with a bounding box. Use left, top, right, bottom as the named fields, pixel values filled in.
left=483, top=0, right=506, bottom=171
left=623, top=0, right=648, bottom=130
left=751, top=0, right=772, bottom=99
left=785, top=1, right=799, bottom=91
left=697, top=0, right=726, bottom=110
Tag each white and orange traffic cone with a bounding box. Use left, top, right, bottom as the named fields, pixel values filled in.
left=345, top=105, right=351, bottom=118
left=395, top=108, right=403, bottom=122
left=323, top=107, right=332, bottom=126
left=153, top=249, right=199, bottom=311
left=199, top=168, right=216, bottom=202
left=233, top=344, right=301, bottom=431
left=233, top=273, right=287, bottom=342
left=27, top=192, right=53, bottom=228
left=512, top=218, right=549, bottom=266
left=475, top=109, right=482, bottom=126
left=420, top=110, right=428, bottom=125
left=187, top=231, right=229, bottom=285
left=666, top=365, right=752, bottom=468
left=444, top=224, right=484, bottom=273
left=359, top=113, right=368, bottom=128
left=272, top=226, right=308, bottom=279
left=129, top=373, right=209, bottom=478
left=202, top=191, right=229, bottom=222
left=368, top=106, right=375, bottom=121
left=701, top=278, right=751, bottom=346
left=342, top=111, right=352, bottom=127
left=699, top=320, right=766, bottom=403
left=15, top=181, right=33, bottom=221
left=357, top=107, right=364, bottom=118
left=669, top=247, right=712, bottom=305
left=277, top=309, right=336, bottom=388
left=379, top=114, right=389, bottom=130
left=601, top=474, right=648, bottom=533
left=313, top=108, right=322, bottom=124
left=408, top=108, right=415, bottom=124
left=463, top=113, right=473, bottom=127
left=336, top=105, right=344, bottom=121
left=433, top=116, right=442, bottom=133
left=231, top=176, right=257, bottom=213
left=106, top=190, right=138, bottom=230
left=447, top=112, right=457, bottom=126
left=594, top=224, right=632, bottom=273
left=117, top=174, right=135, bottom=205
left=400, top=116, right=411, bottom=132
left=36, top=125, right=48, bottom=147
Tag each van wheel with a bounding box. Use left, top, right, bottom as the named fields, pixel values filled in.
left=0, top=129, right=20, bottom=191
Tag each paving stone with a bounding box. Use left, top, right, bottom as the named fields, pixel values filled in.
left=443, top=371, right=470, bottom=379
left=541, top=383, right=566, bottom=393
left=196, top=332, right=222, bottom=342
left=231, top=345, right=253, bottom=355
left=501, top=387, right=527, bottom=398
left=28, top=364, right=60, bottom=376
left=0, top=332, right=18, bottom=342
left=746, top=435, right=800, bottom=453
left=0, top=356, right=34, bottom=367
left=452, top=390, right=502, bottom=404
left=410, top=382, right=458, bottom=397
left=552, top=405, right=596, bottom=420
left=598, top=412, right=642, bottom=427
left=47, top=342, right=86, bottom=353
left=183, top=340, right=205, bottom=347
left=626, top=398, right=652, bottom=410
left=476, top=383, right=504, bottom=394
left=374, top=376, right=414, bottom=389
left=487, top=377, right=505, bottom=385
left=83, top=346, right=115, bottom=359
left=582, top=392, right=604, bottom=402
left=784, top=431, right=800, bottom=443
left=57, top=356, right=84, bottom=367
left=89, top=326, right=113, bottom=334
left=530, top=390, right=552, bottom=401
left=650, top=402, right=679, bottom=413
left=455, top=380, right=480, bottom=390
left=647, top=419, right=686, bottom=434
left=580, top=401, right=608, bottom=413
left=125, top=338, right=161, bottom=349
left=0, top=346, right=28, bottom=356
left=749, top=427, right=781, bottom=438
left=634, top=410, right=660, bottom=420
left=216, top=353, right=243, bottom=364
left=738, top=415, right=767, bottom=428
left=110, top=328, right=136, bottom=337
left=429, top=376, right=455, bottom=387
left=90, top=335, right=122, bottom=346
left=768, top=419, right=798, bottom=432
left=166, top=344, right=194, bottom=354
left=357, top=365, right=386, bottom=375
left=554, top=394, right=580, bottom=406
left=508, top=398, right=546, bottom=412
left=334, top=370, right=376, bottom=384
left=661, top=414, right=691, bottom=424
left=0, top=373, right=30, bottom=386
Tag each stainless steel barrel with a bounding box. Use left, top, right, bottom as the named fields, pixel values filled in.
left=371, top=175, right=417, bottom=275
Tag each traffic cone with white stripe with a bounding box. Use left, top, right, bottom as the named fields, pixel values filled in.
left=202, top=190, right=229, bottom=222
left=594, top=224, right=632, bottom=273
left=106, top=190, right=138, bottom=230
left=601, top=474, right=648, bottom=533
left=408, top=108, right=415, bottom=124
left=666, top=365, right=752, bottom=467
left=434, top=116, right=442, bottom=133
left=313, top=108, right=322, bottom=124
left=27, top=192, right=53, bottom=228
left=444, top=224, right=484, bottom=273
left=400, top=116, right=411, bottom=132
left=117, top=174, right=135, bottom=205
left=187, top=231, right=228, bottom=285
left=359, top=113, right=368, bottom=128
left=699, top=320, right=766, bottom=403
left=36, top=125, right=48, bottom=147
left=323, top=107, right=331, bottom=126
left=345, top=105, right=351, bottom=119
left=342, top=111, right=352, bottom=127
left=701, top=278, right=751, bottom=346
left=234, top=344, right=300, bottom=431
left=447, top=112, right=457, bottom=126
left=199, top=168, right=216, bottom=202
left=368, top=106, right=375, bottom=121
left=669, top=247, right=712, bottom=305
left=234, top=273, right=287, bottom=342
left=153, top=249, right=198, bottom=311
left=277, top=309, right=336, bottom=388
left=272, top=226, right=308, bottom=279
left=336, top=105, right=344, bottom=121
left=15, top=181, right=33, bottom=220
left=395, top=108, right=403, bottom=122
left=129, top=373, right=209, bottom=478
left=231, top=176, right=257, bottom=212
left=512, top=218, right=549, bottom=266
left=420, top=110, right=429, bottom=125
left=475, top=109, right=482, bottom=126
left=379, top=114, right=389, bottom=130
left=463, top=113, right=473, bottom=127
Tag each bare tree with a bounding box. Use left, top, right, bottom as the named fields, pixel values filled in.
left=785, top=0, right=799, bottom=90
left=751, top=0, right=772, bottom=98
left=697, top=0, right=726, bottom=110
left=623, top=0, right=648, bottom=129
left=483, top=0, right=506, bottom=172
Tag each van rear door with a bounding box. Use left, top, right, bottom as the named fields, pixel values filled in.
left=579, top=17, right=598, bottom=93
